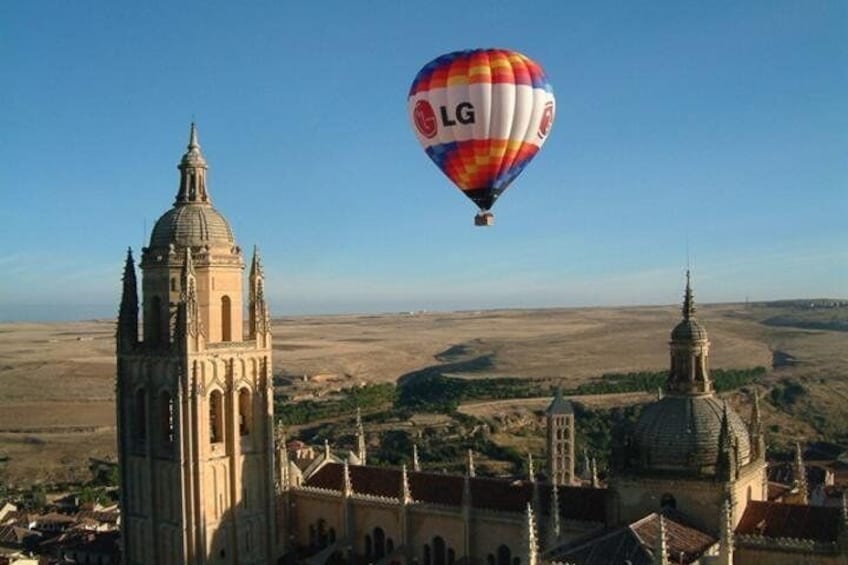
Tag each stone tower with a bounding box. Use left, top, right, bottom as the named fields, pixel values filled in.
left=116, top=124, right=276, bottom=564
left=546, top=388, right=575, bottom=485
left=611, top=272, right=768, bottom=532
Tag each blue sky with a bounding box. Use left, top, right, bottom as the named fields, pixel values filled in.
left=1, top=1, right=846, bottom=321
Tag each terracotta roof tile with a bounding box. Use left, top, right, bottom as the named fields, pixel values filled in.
left=351, top=466, right=402, bottom=499
left=306, top=462, right=344, bottom=491
left=630, top=510, right=716, bottom=563
left=409, top=470, right=464, bottom=506
left=550, top=510, right=715, bottom=565
left=735, top=501, right=841, bottom=543
left=304, top=463, right=608, bottom=522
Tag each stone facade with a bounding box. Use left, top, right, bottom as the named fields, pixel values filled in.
left=116, top=125, right=276, bottom=564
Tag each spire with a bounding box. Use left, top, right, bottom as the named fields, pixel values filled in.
left=749, top=390, right=766, bottom=459
left=546, top=482, right=561, bottom=550
left=324, top=438, right=331, bottom=460
left=274, top=422, right=289, bottom=493
left=355, top=408, right=367, bottom=466
left=718, top=404, right=731, bottom=451
left=342, top=459, right=352, bottom=497
left=400, top=464, right=412, bottom=505
left=462, top=469, right=472, bottom=507
left=527, top=453, right=535, bottom=482
left=717, top=403, right=737, bottom=480
left=182, top=246, right=196, bottom=278
left=682, top=269, right=695, bottom=321
left=175, top=122, right=210, bottom=205
left=842, top=490, right=848, bottom=526
left=525, top=502, right=539, bottom=565
left=590, top=457, right=599, bottom=488
left=467, top=449, right=476, bottom=478
left=176, top=248, right=203, bottom=345
left=274, top=421, right=287, bottom=451
left=188, top=121, right=200, bottom=151
left=117, top=248, right=138, bottom=352
left=653, top=515, right=669, bottom=565
left=718, top=497, right=734, bottom=565
left=249, top=246, right=270, bottom=340
left=794, top=442, right=808, bottom=503
left=412, top=443, right=420, bottom=472
left=750, top=389, right=762, bottom=431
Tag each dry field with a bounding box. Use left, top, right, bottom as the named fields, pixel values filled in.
left=0, top=301, right=845, bottom=486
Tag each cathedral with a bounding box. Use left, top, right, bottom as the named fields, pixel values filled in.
left=116, top=125, right=847, bottom=564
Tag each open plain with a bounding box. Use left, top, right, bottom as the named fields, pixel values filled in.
left=0, top=300, right=845, bottom=487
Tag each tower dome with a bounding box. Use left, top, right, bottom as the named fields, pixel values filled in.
left=633, top=396, right=751, bottom=475
left=630, top=272, right=751, bottom=476
left=147, top=123, right=235, bottom=250
left=149, top=205, right=234, bottom=249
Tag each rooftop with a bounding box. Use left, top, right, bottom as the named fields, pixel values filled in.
left=735, top=500, right=842, bottom=543
left=304, top=463, right=607, bottom=521
left=549, top=509, right=716, bottom=565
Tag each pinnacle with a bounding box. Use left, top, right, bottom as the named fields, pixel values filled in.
left=682, top=270, right=696, bottom=320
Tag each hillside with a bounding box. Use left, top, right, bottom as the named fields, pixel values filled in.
left=0, top=300, right=845, bottom=486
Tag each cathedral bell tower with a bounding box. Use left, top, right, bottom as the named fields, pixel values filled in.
left=116, top=124, right=277, bottom=564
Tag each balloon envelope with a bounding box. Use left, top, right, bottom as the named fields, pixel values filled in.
left=409, top=48, right=555, bottom=212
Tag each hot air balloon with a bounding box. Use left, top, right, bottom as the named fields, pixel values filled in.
left=408, top=48, right=555, bottom=226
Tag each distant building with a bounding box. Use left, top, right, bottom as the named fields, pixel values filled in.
left=546, top=389, right=575, bottom=486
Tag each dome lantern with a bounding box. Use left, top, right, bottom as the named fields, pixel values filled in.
left=146, top=123, right=236, bottom=252
left=629, top=272, right=752, bottom=477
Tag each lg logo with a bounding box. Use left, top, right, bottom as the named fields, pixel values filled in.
left=414, top=100, right=476, bottom=139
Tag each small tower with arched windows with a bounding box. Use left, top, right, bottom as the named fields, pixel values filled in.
left=116, top=124, right=276, bottom=564
left=546, top=388, right=575, bottom=485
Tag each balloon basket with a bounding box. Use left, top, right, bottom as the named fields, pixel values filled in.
left=474, top=212, right=494, bottom=227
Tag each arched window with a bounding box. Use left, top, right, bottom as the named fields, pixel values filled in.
left=238, top=388, right=251, bottom=436
left=309, top=525, right=316, bottom=547
left=661, top=493, right=677, bottom=509
left=487, top=555, right=495, bottom=565
left=160, top=391, right=174, bottom=446
left=386, top=538, right=394, bottom=555
left=374, top=527, right=386, bottom=559
left=318, top=519, right=328, bottom=548
left=497, top=545, right=511, bottom=565
left=447, top=548, right=455, bottom=565
left=512, top=559, right=520, bottom=565
left=221, top=296, right=232, bottom=342
left=423, top=544, right=431, bottom=565
left=135, top=388, right=147, bottom=443
left=148, top=296, right=162, bottom=344
left=365, top=534, right=373, bottom=558
left=433, top=536, right=446, bottom=565
left=209, top=390, right=223, bottom=444
left=329, top=528, right=336, bottom=543
left=747, top=485, right=752, bottom=501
